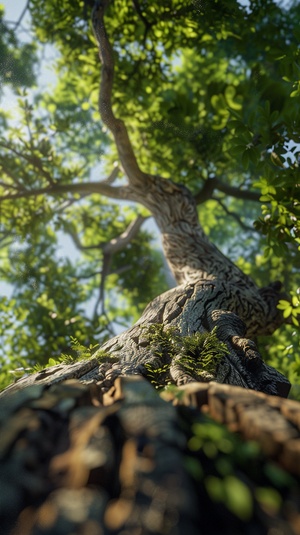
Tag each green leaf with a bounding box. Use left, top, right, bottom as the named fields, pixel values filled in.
left=283, top=306, right=293, bottom=318
left=224, top=476, right=253, bottom=520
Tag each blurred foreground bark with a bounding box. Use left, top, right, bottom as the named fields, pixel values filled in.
left=1, top=376, right=300, bottom=535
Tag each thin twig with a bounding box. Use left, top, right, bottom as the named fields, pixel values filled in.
left=0, top=141, right=54, bottom=185
left=214, top=197, right=258, bottom=233
left=132, top=0, right=151, bottom=30
left=14, top=0, right=30, bottom=29
left=96, top=214, right=148, bottom=315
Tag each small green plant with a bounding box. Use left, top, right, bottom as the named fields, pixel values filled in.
left=32, top=337, right=101, bottom=373
left=142, top=323, right=229, bottom=388
left=179, top=330, right=229, bottom=376
left=63, top=336, right=100, bottom=360
left=143, top=323, right=180, bottom=353
left=143, top=362, right=171, bottom=389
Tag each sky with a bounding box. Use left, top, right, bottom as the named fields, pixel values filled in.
left=2, top=0, right=27, bottom=22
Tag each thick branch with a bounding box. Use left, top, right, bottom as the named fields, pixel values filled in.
left=0, top=178, right=130, bottom=202
left=102, top=214, right=148, bottom=255
left=193, top=177, right=216, bottom=205
left=215, top=178, right=261, bottom=201
left=90, top=3, right=260, bottom=292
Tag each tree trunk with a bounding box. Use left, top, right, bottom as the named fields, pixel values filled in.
left=2, top=275, right=290, bottom=399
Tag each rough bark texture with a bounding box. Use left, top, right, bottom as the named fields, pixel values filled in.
left=2, top=273, right=290, bottom=399
left=1, top=377, right=300, bottom=535
left=1, top=277, right=291, bottom=399
left=1, top=1, right=299, bottom=534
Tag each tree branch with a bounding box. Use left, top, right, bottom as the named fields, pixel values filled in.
left=0, top=235, right=17, bottom=249
left=0, top=164, right=27, bottom=191
left=96, top=214, right=148, bottom=316
left=64, top=214, right=147, bottom=254
left=0, top=178, right=130, bottom=202
left=90, top=3, right=259, bottom=291
left=193, top=177, right=216, bottom=205
left=100, top=164, right=120, bottom=184
left=78, top=270, right=102, bottom=279
left=0, top=142, right=54, bottom=185
left=63, top=212, right=147, bottom=318
left=92, top=1, right=147, bottom=187
left=102, top=214, right=148, bottom=255
left=95, top=251, right=112, bottom=317
left=194, top=177, right=261, bottom=204
left=0, top=180, right=20, bottom=191
left=214, top=197, right=258, bottom=233
left=131, top=0, right=151, bottom=30
left=64, top=226, right=105, bottom=252
left=8, top=0, right=30, bottom=29
left=215, top=178, right=261, bottom=202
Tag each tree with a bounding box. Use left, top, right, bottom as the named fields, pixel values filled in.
left=1, top=0, right=300, bottom=533
left=0, top=0, right=299, bottom=390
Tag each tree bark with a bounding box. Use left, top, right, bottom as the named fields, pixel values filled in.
left=1, top=376, right=300, bottom=535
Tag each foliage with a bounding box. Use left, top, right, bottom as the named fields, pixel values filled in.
left=0, top=6, right=37, bottom=91
left=0, top=0, right=299, bottom=388
left=182, top=409, right=297, bottom=526
left=277, top=291, right=300, bottom=327
left=143, top=324, right=229, bottom=388
left=0, top=335, right=119, bottom=390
